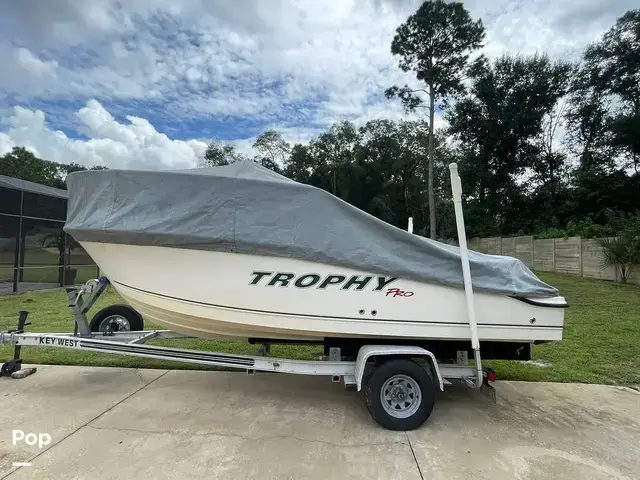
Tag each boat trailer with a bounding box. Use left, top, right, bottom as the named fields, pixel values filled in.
left=1, top=164, right=496, bottom=430
left=0, top=276, right=495, bottom=431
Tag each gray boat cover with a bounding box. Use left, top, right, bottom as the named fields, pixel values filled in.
left=64, top=161, right=558, bottom=297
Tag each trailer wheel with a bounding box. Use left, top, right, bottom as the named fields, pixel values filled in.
left=90, top=305, right=144, bottom=333
left=363, top=358, right=435, bottom=431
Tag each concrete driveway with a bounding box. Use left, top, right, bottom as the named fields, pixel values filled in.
left=0, top=365, right=638, bottom=479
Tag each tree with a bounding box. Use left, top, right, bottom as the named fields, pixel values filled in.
left=0, top=147, right=65, bottom=188
left=309, top=121, right=358, bottom=195
left=580, top=9, right=640, bottom=173
left=355, top=120, right=427, bottom=226
left=597, top=214, right=640, bottom=283
left=446, top=53, right=572, bottom=235
left=385, top=0, right=485, bottom=239
left=0, top=147, right=107, bottom=193
left=565, top=74, right=618, bottom=174
left=279, top=118, right=458, bottom=236
left=562, top=10, right=640, bottom=225
left=284, top=144, right=315, bottom=183
left=252, top=130, right=290, bottom=170
left=610, top=114, right=640, bottom=173
left=201, top=141, right=244, bottom=167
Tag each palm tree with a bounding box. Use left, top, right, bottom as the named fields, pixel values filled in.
left=597, top=228, right=640, bottom=283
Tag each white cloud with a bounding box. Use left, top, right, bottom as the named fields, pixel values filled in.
left=15, top=48, right=58, bottom=77
left=0, top=0, right=637, bottom=169
left=0, top=101, right=207, bottom=170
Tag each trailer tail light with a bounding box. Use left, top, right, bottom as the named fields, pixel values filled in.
left=486, top=369, right=496, bottom=383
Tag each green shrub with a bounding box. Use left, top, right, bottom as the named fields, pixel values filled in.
left=597, top=218, right=640, bottom=283
left=535, top=227, right=568, bottom=239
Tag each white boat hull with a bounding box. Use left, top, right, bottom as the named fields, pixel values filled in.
left=81, top=242, right=565, bottom=343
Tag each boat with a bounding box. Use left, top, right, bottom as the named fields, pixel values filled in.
left=63, top=161, right=567, bottom=360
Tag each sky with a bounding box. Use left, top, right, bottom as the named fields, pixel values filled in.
left=0, top=0, right=635, bottom=170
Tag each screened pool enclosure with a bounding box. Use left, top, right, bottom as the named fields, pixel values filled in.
left=0, top=175, right=99, bottom=295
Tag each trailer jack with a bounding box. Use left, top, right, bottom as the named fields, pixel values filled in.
left=1, top=311, right=37, bottom=379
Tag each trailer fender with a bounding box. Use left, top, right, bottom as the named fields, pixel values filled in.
left=354, top=345, right=444, bottom=392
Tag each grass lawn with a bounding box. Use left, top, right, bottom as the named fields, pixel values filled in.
left=0, top=272, right=638, bottom=385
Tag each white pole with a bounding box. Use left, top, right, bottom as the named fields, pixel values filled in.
left=448, top=163, right=483, bottom=388
left=407, top=217, right=414, bottom=234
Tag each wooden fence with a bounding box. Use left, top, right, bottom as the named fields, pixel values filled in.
left=464, top=235, right=639, bottom=285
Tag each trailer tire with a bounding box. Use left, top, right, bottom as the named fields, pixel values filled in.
left=363, top=358, right=435, bottom=431
left=90, top=305, right=144, bottom=333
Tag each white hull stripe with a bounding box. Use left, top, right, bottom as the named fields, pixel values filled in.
left=113, top=280, right=563, bottom=330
